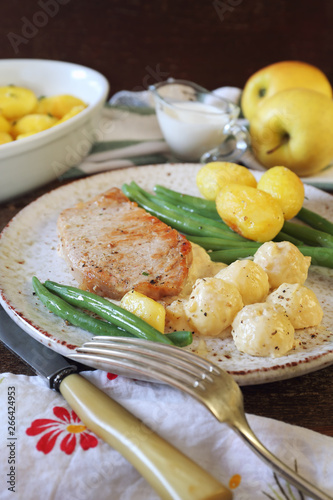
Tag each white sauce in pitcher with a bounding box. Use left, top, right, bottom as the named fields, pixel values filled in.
left=155, top=100, right=229, bottom=161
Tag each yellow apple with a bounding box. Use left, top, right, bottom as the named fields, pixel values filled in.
left=249, top=88, right=333, bottom=177
left=241, top=61, right=332, bottom=121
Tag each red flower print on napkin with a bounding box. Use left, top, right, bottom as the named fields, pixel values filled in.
left=26, top=406, right=98, bottom=455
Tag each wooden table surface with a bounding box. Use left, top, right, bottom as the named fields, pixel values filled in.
left=1, top=0, right=333, bottom=96
left=1, top=179, right=333, bottom=438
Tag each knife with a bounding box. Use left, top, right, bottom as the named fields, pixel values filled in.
left=0, top=306, right=232, bottom=500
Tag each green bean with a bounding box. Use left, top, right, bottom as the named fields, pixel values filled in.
left=209, top=246, right=333, bottom=268
left=151, top=190, right=219, bottom=221
left=43, top=280, right=194, bottom=346
left=282, top=220, right=333, bottom=248
left=125, top=181, right=333, bottom=268
left=128, top=181, right=244, bottom=238
left=155, top=192, right=220, bottom=220
left=162, top=331, right=193, bottom=347
left=122, top=182, right=245, bottom=240
left=209, top=248, right=258, bottom=264
left=297, top=246, right=333, bottom=268
left=273, top=231, right=303, bottom=246
left=32, top=276, right=133, bottom=337
left=296, top=207, right=333, bottom=236
left=34, top=277, right=192, bottom=346
left=143, top=191, right=241, bottom=236
left=153, top=184, right=305, bottom=248
left=186, top=234, right=261, bottom=251
left=153, top=185, right=220, bottom=219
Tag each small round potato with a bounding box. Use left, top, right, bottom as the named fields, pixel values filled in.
left=253, top=241, right=311, bottom=290
left=12, top=113, right=58, bottom=138
left=215, top=259, right=269, bottom=305
left=215, top=183, right=284, bottom=242
left=232, top=302, right=295, bottom=357
left=266, top=282, right=323, bottom=329
left=16, top=132, right=37, bottom=140
left=0, top=86, right=37, bottom=119
left=0, top=88, right=87, bottom=147
left=0, top=132, right=13, bottom=144
left=35, top=94, right=87, bottom=118
left=121, top=289, right=166, bottom=333
left=257, top=166, right=305, bottom=220
left=0, top=115, right=11, bottom=133
left=184, top=277, right=243, bottom=337
left=180, top=242, right=227, bottom=297
left=196, top=162, right=257, bottom=200
left=55, top=104, right=86, bottom=125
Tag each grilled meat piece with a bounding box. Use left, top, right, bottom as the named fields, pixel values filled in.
left=57, top=187, right=192, bottom=300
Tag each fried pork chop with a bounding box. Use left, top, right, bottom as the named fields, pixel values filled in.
left=57, top=187, right=193, bottom=300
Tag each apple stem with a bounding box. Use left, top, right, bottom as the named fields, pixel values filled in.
left=266, top=133, right=290, bottom=154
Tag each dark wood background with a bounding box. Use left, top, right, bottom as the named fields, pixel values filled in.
left=1, top=0, right=333, bottom=95
left=1, top=0, right=333, bottom=437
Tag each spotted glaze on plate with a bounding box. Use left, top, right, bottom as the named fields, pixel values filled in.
left=0, top=163, right=332, bottom=385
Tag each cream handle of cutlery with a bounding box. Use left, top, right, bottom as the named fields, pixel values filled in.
left=60, top=374, right=232, bottom=500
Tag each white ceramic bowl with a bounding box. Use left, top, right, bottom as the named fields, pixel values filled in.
left=0, top=59, right=109, bottom=202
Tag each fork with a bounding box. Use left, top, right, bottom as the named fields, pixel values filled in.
left=71, top=336, right=332, bottom=500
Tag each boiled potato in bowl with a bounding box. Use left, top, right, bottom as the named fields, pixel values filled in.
left=0, top=59, right=109, bottom=202
left=1, top=89, right=88, bottom=142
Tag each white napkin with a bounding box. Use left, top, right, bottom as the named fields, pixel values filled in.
left=0, top=370, right=332, bottom=499
left=63, top=86, right=333, bottom=189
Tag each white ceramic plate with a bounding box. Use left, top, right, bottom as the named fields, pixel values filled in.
left=0, top=164, right=332, bottom=385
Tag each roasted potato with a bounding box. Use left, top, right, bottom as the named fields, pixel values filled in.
left=120, top=290, right=166, bottom=333
left=196, top=162, right=257, bottom=200
left=215, top=183, right=284, bottom=242
left=257, top=166, right=305, bottom=220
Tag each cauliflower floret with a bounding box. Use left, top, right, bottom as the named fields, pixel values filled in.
left=215, top=259, right=269, bottom=305
left=184, top=277, right=243, bottom=337
left=253, top=241, right=311, bottom=290
left=231, top=302, right=295, bottom=357
left=266, top=283, right=323, bottom=329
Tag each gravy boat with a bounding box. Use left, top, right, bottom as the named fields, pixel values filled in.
left=150, top=78, right=249, bottom=163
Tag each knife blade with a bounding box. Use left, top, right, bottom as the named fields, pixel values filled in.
left=0, top=305, right=78, bottom=386
left=0, top=306, right=232, bottom=500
